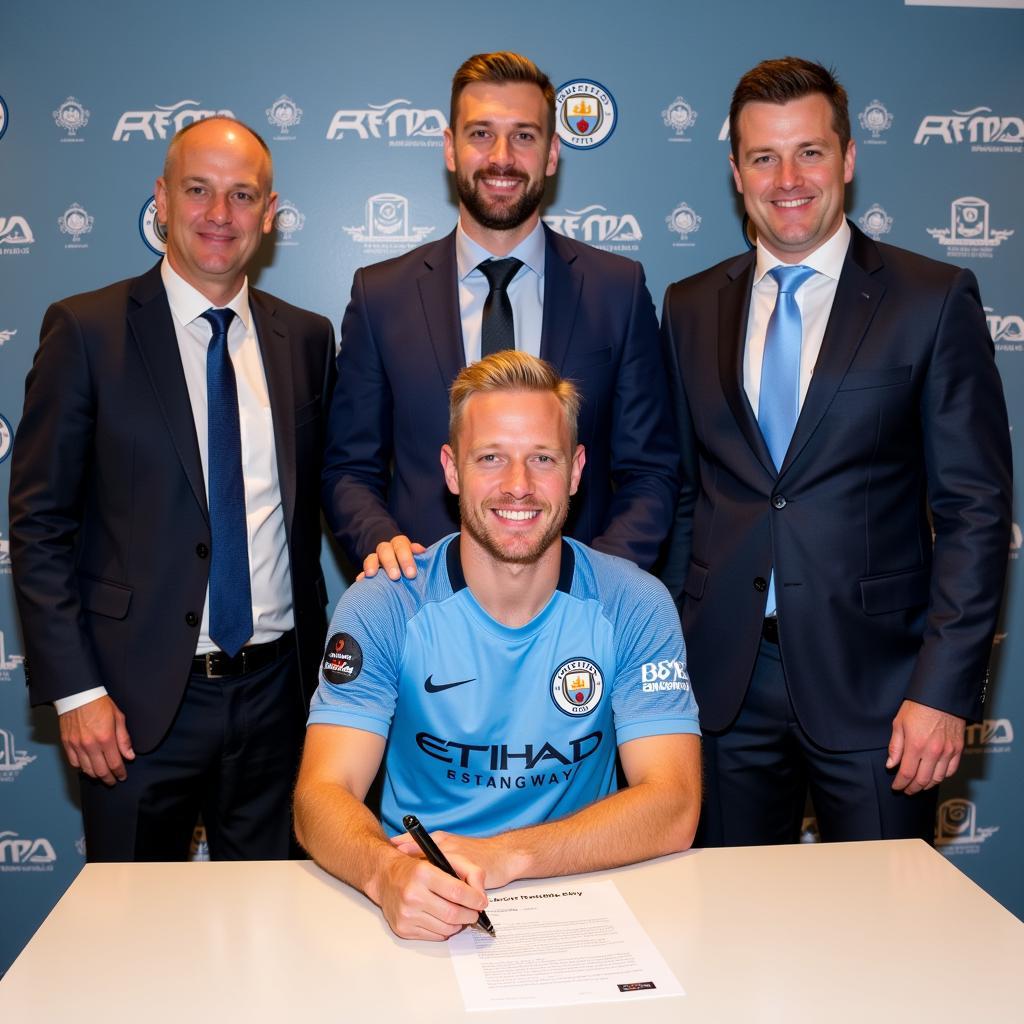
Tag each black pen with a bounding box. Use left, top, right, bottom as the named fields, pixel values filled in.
left=402, top=814, right=495, bottom=937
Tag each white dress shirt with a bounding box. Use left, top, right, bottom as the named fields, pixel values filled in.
left=455, top=218, right=546, bottom=364
left=56, top=260, right=292, bottom=713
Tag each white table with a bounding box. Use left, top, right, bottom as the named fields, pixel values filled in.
left=2, top=840, right=1022, bottom=1022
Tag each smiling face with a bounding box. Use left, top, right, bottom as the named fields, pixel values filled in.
left=444, top=81, right=559, bottom=250
left=730, top=93, right=855, bottom=263
left=155, top=119, right=277, bottom=305
left=442, top=389, right=584, bottom=566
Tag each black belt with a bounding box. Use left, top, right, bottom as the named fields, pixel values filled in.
left=761, top=617, right=779, bottom=645
left=191, top=631, right=294, bottom=679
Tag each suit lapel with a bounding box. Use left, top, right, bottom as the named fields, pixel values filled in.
left=251, top=290, right=297, bottom=538
left=781, top=226, right=885, bottom=476
left=717, top=253, right=776, bottom=475
left=539, top=226, right=582, bottom=372
left=417, top=231, right=465, bottom=388
left=128, top=263, right=209, bottom=519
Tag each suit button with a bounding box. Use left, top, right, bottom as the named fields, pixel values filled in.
left=196, top=543, right=209, bottom=559
left=185, top=612, right=199, bottom=627
left=772, top=494, right=787, bottom=510
left=753, top=577, right=767, bottom=592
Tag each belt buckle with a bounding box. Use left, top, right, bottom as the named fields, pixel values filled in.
left=203, top=652, right=225, bottom=679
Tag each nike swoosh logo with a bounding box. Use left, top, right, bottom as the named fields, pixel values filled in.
left=424, top=675, right=476, bottom=693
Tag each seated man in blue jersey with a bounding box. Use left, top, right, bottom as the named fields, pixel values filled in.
left=294, top=351, right=701, bottom=940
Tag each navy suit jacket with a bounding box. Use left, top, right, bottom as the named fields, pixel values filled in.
left=322, top=225, right=679, bottom=569
left=9, top=263, right=336, bottom=752
left=661, top=224, right=1011, bottom=751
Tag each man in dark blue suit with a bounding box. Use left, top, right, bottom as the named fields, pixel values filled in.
left=322, top=52, right=678, bottom=577
left=661, top=58, right=1011, bottom=845
left=10, top=118, right=335, bottom=860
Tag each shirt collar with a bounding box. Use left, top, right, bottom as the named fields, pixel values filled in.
left=160, top=258, right=252, bottom=332
left=753, top=217, right=851, bottom=286
left=455, top=219, right=546, bottom=283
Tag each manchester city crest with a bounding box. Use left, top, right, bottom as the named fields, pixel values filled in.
left=274, top=199, right=306, bottom=243
left=550, top=658, right=605, bottom=717
left=53, top=96, right=90, bottom=138
left=266, top=94, right=303, bottom=137
left=138, top=195, right=167, bottom=255
left=555, top=79, right=617, bottom=150
left=858, top=203, right=893, bottom=240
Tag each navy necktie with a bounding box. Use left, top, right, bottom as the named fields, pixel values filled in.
left=758, top=264, right=816, bottom=471
left=202, top=307, right=253, bottom=657
left=478, top=257, right=523, bottom=358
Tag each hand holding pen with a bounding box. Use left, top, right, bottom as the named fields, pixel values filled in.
left=402, top=814, right=496, bottom=937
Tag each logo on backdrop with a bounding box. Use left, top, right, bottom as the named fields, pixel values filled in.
left=326, top=99, right=446, bottom=144
left=0, top=412, right=13, bottom=463
left=58, top=203, right=93, bottom=247
left=666, top=202, right=702, bottom=246
left=718, top=116, right=731, bottom=142
left=0, top=630, right=25, bottom=680
left=0, top=95, right=8, bottom=141
left=266, top=95, right=303, bottom=140
left=1011, top=521, right=1022, bottom=560
left=964, top=718, right=1014, bottom=754
left=914, top=108, right=1024, bottom=152
left=0, top=727, right=36, bottom=780
left=555, top=80, right=617, bottom=149
left=0, top=531, right=11, bottom=574
left=52, top=96, right=90, bottom=140
left=858, top=203, right=893, bottom=240
left=0, top=328, right=15, bottom=348
left=274, top=200, right=305, bottom=246
left=935, top=798, right=999, bottom=855
left=543, top=205, right=642, bottom=252
left=139, top=196, right=166, bottom=256
left=0, top=831, right=56, bottom=870
left=113, top=100, right=235, bottom=141
left=927, top=197, right=1014, bottom=258
left=662, top=96, right=698, bottom=141
left=0, top=215, right=34, bottom=254
left=987, top=307, right=1024, bottom=351
left=857, top=99, right=893, bottom=143
left=343, top=193, right=434, bottom=255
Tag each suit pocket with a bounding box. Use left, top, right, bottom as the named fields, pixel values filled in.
left=683, top=561, right=709, bottom=601
left=837, top=365, right=912, bottom=392
left=78, top=573, right=133, bottom=620
left=295, top=397, right=322, bottom=427
left=860, top=567, right=928, bottom=615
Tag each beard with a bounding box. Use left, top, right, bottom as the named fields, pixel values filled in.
left=455, top=166, right=547, bottom=232
left=459, top=496, right=568, bottom=566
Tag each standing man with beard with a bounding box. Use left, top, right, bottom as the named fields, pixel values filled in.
left=323, top=51, right=677, bottom=578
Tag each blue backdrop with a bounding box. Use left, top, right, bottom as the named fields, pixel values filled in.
left=2, top=0, right=1021, bottom=975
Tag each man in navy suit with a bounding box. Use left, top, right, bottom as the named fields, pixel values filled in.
left=661, top=58, right=1011, bottom=845
left=322, top=51, right=678, bottom=578
left=9, top=118, right=335, bottom=860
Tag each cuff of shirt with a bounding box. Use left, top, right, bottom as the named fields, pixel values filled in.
left=55, top=687, right=109, bottom=715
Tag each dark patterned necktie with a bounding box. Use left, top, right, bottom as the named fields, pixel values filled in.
left=478, top=257, right=523, bottom=358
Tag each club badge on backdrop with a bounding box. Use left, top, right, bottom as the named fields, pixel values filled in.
left=555, top=80, right=616, bottom=149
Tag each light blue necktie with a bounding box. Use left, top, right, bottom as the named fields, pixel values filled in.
left=202, top=307, right=253, bottom=657
left=758, top=264, right=815, bottom=616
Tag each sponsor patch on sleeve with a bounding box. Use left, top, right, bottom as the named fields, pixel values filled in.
left=322, top=632, right=363, bottom=684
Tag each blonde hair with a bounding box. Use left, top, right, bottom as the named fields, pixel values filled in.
left=449, top=350, right=579, bottom=450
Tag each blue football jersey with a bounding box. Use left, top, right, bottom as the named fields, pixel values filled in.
left=308, top=535, right=699, bottom=837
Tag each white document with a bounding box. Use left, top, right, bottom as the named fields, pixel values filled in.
left=448, top=879, right=684, bottom=1011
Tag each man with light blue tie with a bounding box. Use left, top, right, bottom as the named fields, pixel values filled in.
left=10, top=117, right=335, bottom=860
left=660, top=57, right=1011, bottom=845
